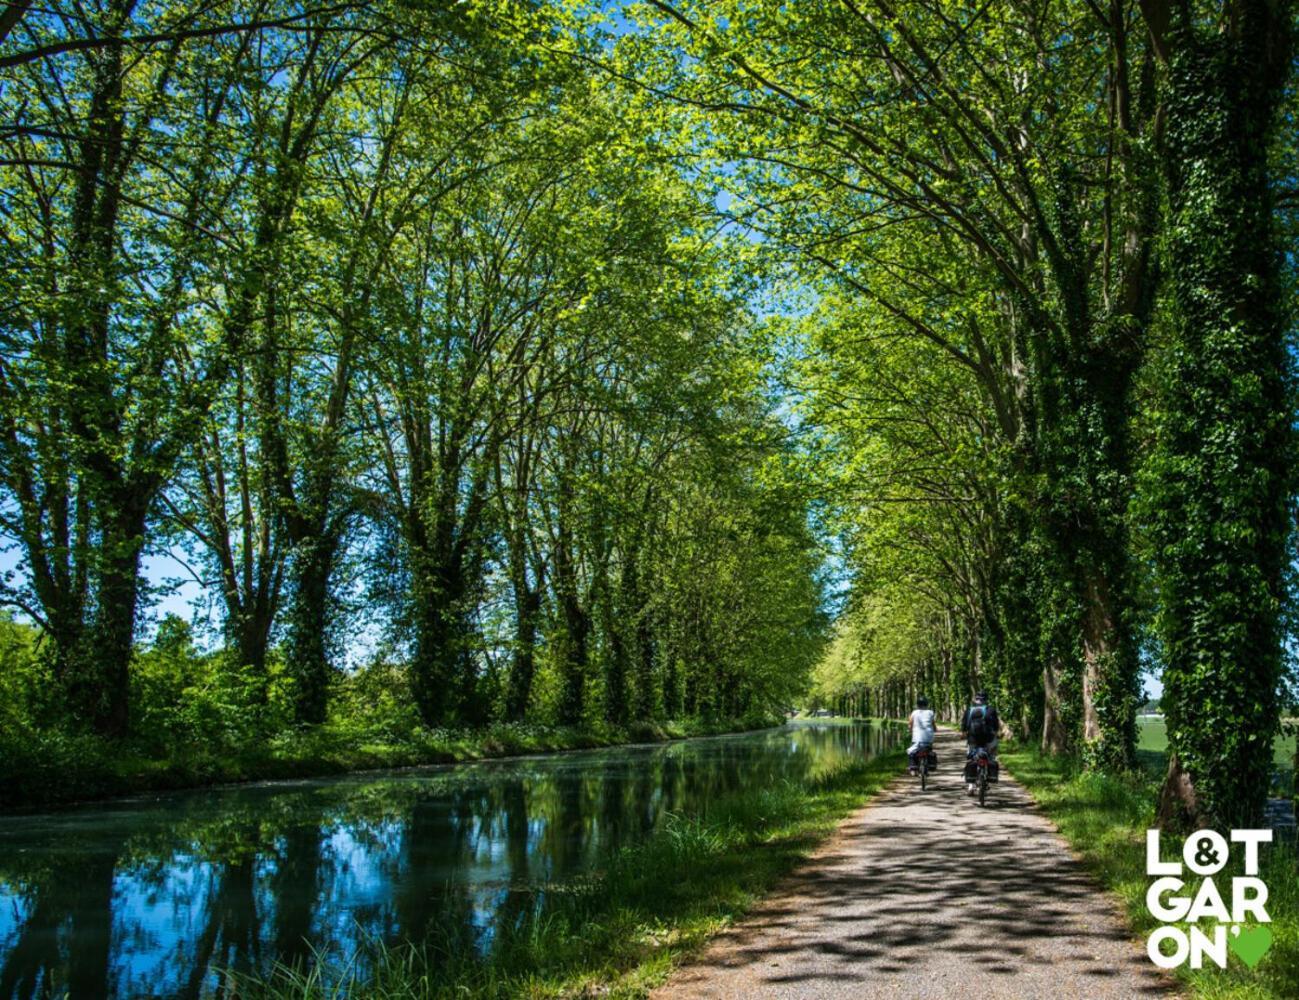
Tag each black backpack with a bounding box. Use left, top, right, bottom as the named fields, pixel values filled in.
left=967, top=705, right=992, bottom=742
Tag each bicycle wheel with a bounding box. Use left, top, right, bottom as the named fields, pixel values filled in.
left=920, top=760, right=927, bottom=791
left=978, top=770, right=988, bottom=806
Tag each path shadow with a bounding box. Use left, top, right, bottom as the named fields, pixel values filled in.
left=666, top=732, right=1176, bottom=998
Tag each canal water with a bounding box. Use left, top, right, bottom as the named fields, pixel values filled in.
left=0, top=720, right=901, bottom=998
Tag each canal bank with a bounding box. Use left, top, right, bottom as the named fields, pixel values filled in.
left=0, top=714, right=790, bottom=813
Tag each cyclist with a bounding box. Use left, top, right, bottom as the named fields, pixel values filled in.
left=907, top=696, right=937, bottom=775
left=960, top=691, right=1000, bottom=795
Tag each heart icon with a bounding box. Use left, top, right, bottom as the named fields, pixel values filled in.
left=1229, top=924, right=1273, bottom=969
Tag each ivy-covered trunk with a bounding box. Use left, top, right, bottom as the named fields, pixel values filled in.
left=1034, top=508, right=1137, bottom=767
left=406, top=486, right=486, bottom=727
left=1032, top=226, right=1144, bottom=770
left=1146, top=0, right=1294, bottom=830
left=409, top=569, right=476, bottom=727
left=228, top=594, right=275, bottom=701
left=1040, top=655, right=1071, bottom=754
left=552, top=449, right=589, bottom=726
left=1077, top=544, right=1139, bottom=770
left=284, top=531, right=338, bottom=725
left=72, top=490, right=149, bottom=737
left=553, top=534, right=590, bottom=726
left=504, top=578, right=541, bottom=723
left=984, top=496, right=1048, bottom=741
left=622, top=548, right=658, bottom=721
left=601, top=544, right=640, bottom=726
left=602, top=602, right=629, bottom=725
left=58, top=13, right=134, bottom=737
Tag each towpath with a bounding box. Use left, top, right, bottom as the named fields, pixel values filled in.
left=653, top=730, right=1176, bottom=999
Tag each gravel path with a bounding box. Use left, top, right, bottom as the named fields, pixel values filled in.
left=654, top=730, right=1177, bottom=999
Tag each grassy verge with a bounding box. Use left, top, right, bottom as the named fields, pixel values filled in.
left=1002, top=745, right=1298, bottom=999
left=234, top=749, right=905, bottom=999
left=0, top=715, right=782, bottom=812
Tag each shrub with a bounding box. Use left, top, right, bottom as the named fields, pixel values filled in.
left=328, top=659, right=423, bottom=743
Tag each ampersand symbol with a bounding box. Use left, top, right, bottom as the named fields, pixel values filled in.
left=1193, top=837, right=1220, bottom=868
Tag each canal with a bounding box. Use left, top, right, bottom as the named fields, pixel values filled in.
left=0, top=720, right=902, bottom=997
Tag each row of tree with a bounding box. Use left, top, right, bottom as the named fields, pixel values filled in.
left=632, top=0, right=1297, bottom=828
left=0, top=1, right=825, bottom=745
left=4, top=0, right=1294, bottom=830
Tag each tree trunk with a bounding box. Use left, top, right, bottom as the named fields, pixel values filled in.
left=409, top=553, right=476, bottom=728
left=604, top=623, right=628, bottom=725
left=557, top=594, right=590, bottom=726
left=504, top=583, right=541, bottom=722
left=600, top=556, right=627, bottom=726
left=554, top=526, right=588, bottom=725
left=1041, top=655, right=1070, bottom=754
left=663, top=655, right=682, bottom=719
left=1079, top=567, right=1137, bottom=769
left=633, top=608, right=657, bottom=720
left=683, top=651, right=698, bottom=717
left=553, top=547, right=590, bottom=725
left=232, top=608, right=273, bottom=703
left=70, top=491, right=147, bottom=737
left=285, top=533, right=337, bottom=725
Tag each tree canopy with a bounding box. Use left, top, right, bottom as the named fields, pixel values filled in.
left=1, top=0, right=1295, bottom=829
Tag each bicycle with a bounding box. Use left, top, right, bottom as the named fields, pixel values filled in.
left=913, top=745, right=933, bottom=791
left=967, top=747, right=994, bottom=806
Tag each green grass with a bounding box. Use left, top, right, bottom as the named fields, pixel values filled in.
left=230, top=749, right=906, bottom=999
left=1136, top=717, right=1296, bottom=793
left=0, top=715, right=782, bottom=811
left=1003, top=744, right=1298, bottom=999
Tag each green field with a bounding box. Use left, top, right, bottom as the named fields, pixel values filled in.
left=1137, top=716, right=1296, bottom=793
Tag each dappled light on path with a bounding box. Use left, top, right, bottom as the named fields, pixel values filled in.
left=657, top=731, right=1177, bottom=999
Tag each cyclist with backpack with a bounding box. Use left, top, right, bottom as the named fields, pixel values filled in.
left=960, top=691, right=1000, bottom=795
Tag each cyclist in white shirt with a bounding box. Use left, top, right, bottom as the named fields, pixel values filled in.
left=907, top=697, right=937, bottom=774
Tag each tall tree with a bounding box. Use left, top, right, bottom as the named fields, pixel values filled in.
left=0, top=1, right=329, bottom=733
left=1142, top=0, right=1295, bottom=829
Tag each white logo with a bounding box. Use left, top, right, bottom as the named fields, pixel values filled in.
left=1144, top=829, right=1273, bottom=969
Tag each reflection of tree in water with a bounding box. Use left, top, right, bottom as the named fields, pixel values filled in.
left=553, top=767, right=589, bottom=878
left=0, top=836, right=120, bottom=1000
left=393, top=789, right=478, bottom=956
left=690, top=742, right=742, bottom=813
left=503, top=782, right=530, bottom=887
left=491, top=780, right=534, bottom=940
left=598, top=768, right=630, bottom=856
left=271, top=824, right=323, bottom=974
left=181, top=829, right=261, bottom=1000
left=661, top=750, right=685, bottom=815
left=634, top=756, right=658, bottom=836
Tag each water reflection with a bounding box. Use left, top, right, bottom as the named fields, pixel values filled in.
left=0, top=721, right=900, bottom=998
